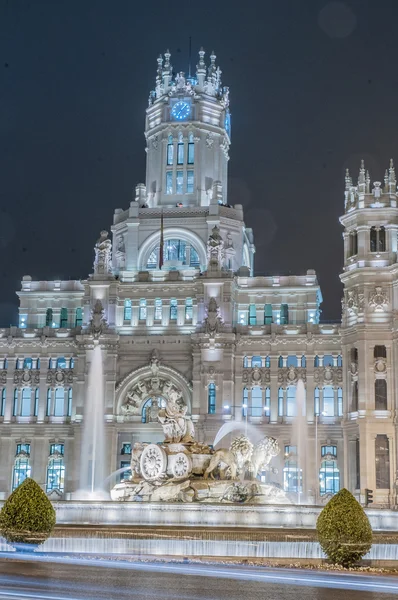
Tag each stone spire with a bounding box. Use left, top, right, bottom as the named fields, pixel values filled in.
left=196, top=47, right=206, bottom=87
left=162, top=49, right=172, bottom=88
left=389, top=158, right=396, bottom=193
left=365, top=170, right=370, bottom=193
left=345, top=168, right=352, bottom=190
left=358, top=160, right=366, bottom=194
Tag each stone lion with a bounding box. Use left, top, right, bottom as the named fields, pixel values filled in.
left=251, top=436, right=280, bottom=477
left=203, top=435, right=253, bottom=480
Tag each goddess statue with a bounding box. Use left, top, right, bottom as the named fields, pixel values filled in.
left=158, top=394, right=195, bottom=444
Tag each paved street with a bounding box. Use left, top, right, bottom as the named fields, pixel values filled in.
left=0, top=556, right=398, bottom=599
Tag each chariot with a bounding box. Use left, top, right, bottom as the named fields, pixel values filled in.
left=139, top=443, right=211, bottom=481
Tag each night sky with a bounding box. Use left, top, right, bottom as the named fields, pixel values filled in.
left=1, top=0, right=397, bottom=326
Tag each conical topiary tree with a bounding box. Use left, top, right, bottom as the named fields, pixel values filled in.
left=0, top=478, right=56, bottom=545
left=316, top=488, right=372, bottom=567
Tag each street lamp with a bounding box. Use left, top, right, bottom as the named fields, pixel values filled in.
left=242, top=403, right=248, bottom=436
left=315, top=410, right=328, bottom=505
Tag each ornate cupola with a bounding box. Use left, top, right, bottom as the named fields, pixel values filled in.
left=144, top=48, right=231, bottom=208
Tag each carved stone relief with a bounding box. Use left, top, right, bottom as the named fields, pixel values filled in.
left=46, top=369, right=74, bottom=386
left=13, top=369, right=40, bottom=386
left=368, top=287, right=388, bottom=312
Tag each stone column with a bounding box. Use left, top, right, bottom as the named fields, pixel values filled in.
left=4, top=357, right=17, bottom=423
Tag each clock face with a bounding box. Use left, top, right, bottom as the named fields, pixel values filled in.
left=171, top=101, right=191, bottom=121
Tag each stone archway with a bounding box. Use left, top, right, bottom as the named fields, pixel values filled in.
left=116, top=351, right=192, bottom=418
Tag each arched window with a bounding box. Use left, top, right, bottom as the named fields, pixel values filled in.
left=314, top=387, right=320, bottom=416
left=251, top=386, right=262, bottom=417
left=141, top=397, right=167, bottom=423
left=323, top=355, right=334, bottom=367
left=286, top=356, right=297, bottom=367
left=124, top=299, right=132, bottom=321
left=314, top=355, right=319, bottom=367
left=264, top=304, right=273, bottom=325
left=187, top=132, right=194, bottom=164
left=301, top=355, right=306, bottom=368
left=147, top=239, right=200, bottom=269
left=46, top=444, right=65, bottom=493
left=75, top=307, right=83, bottom=327
left=278, top=356, right=283, bottom=368
left=323, top=386, right=335, bottom=416
left=249, top=304, right=257, bottom=325
left=54, top=388, right=64, bottom=417
left=251, top=356, right=262, bottom=368
left=265, top=356, right=271, bottom=368
left=242, top=387, right=248, bottom=417
left=375, top=379, right=387, bottom=410
left=337, top=388, right=343, bottom=416
left=45, top=308, right=53, bottom=327
left=319, top=459, right=340, bottom=495
left=20, top=387, right=31, bottom=417
left=278, top=387, right=284, bottom=416
left=60, top=308, right=68, bottom=328
left=177, top=132, right=184, bottom=165
left=170, top=298, right=177, bottom=320
left=280, top=304, right=289, bottom=325
left=167, top=135, right=174, bottom=165
left=337, top=355, right=343, bottom=367
left=374, top=345, right=387, bottom=359
left=375, top=435, right=390, bottom=489
left=208, top=383, right=216, bottom=414
left=286, top=386, right=296, bottom=417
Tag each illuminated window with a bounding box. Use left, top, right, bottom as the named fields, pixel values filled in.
left=337, top=355, right=343, bottom=367
left=46, top=389, right=52, bottom=417
left=60, top=308, right=68, bottom=328
left=323, top=355, right=334, bottom=367
left=147, top=240, right=200, bottom=269
left=375, top=435, right=390, bottom=489
left=185, top=298, right=193, bottom=320
left=1, top=388, right=5, bottom=417
left=286, top=356, right=297, bottom=367
left=176, top=171, right=183, bottom=194
left=23, top=358, right=32, bottom=370
left=265, top=387, right=270, bottom=413
left=121, top=443, right=132, bottom=455
left=375, top=379, right=387, bottom=410
left=283, top=448, right=302, bottom=493
left=21, top=387, right=31, bottom=417
left=187, top=133, right=194, bottom=164
left=278, top=388, right=284, bottom=416
left=278, top=356, right=283, bottom=368
left=12, top=389, right=18, bottom=417
left=337, top=387, right=343, bottom=416
left=314, top=355, right=319, bottom=367
left=323, top=386, right=334, bottom=416
left=208, top=383, right=216, bottom=414
left=124, top=299, right=132, bottom=321
left=319, top=460, right=340, bottom=495
left=249, top=304, right=257, bottom=326
left=75, top=307, right=83, bottom=327
left=166, top=171, right=173, bottom=194
left=67, top=388, right=72, bottom=417
left=54, top=388, right=64, bottom=417
left=265, top=356, right=270, bottom=368
left=46, top=444, right=65, bottom=493
left=186, top=170, right=194, bottom=193
left=45, top=308, right=53, bottom=327
left=57, top=357, right=67, bottom=369
left=119, top=460, right=131, bottom=482
left=301, top=355, right=306, bottom=368
left=167, top=135, right=174, bottom=165
left=139, top=299, right=147, bottom=321
left=12, top=457, right=31, bottom=490
left=154, top=298, right=162, bottom=320
left=33, top=388, right=38, bottom=417
left=242, top=387, right=248, bottom=417
left=170, top=298, right=177, bottom=320
left=286, top=386, right=296, bottom=417
left=280, top=304, right=289, bottom=325
left=314, top=387, right=320, bottom=416
left=243, top=356, right=248, bottom=368
left=264, top=304, right=273, bottom=325
left=177, top=133, right=184, bottom=165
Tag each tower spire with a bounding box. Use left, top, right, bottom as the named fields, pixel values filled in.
left=358, top=159, right=366, bottom=193
left=196, top=47, right=206, bottom=88
left=389, top=158, right=396, bottom=193
left=345, top=168, right=352, bottom=190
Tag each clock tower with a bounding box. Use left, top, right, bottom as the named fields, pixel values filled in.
left=145, top=49, right=231, bottom=207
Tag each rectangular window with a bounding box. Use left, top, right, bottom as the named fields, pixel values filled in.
left=46, top=389, right=52, bottom=417
left=185, top=298, right=193, bottom=321
left=121, top=443, right=132, bottom=455
left=177, top=142, right=184, bottom=165
left=251, top=387, right=262, bottom=417
left=280, top=303, right=289, bottom=325
left=154, top=298, right=162, bottom=321
left=286, top=386, right=296, bottom=417
left=337, top=388, right=343, bottom=416
left=249, top=304, right=257, bottom=326
left=1, top=388, right=5, bottom=417
left=170, top=298, right=177, bottom=320
left=120, top=460, right=131, bottom=482
left=265, top=387, right=271, bottom=414
left=314, top=388, right=320, bottom=416
left=186, top=170, right=194, bottom=194
left=124, top=299, right=132, bottom=321
left=321, top=445, right=337, bottom=457
left=375, top=435, right=390, bottom=489
left=13, top=389, right=18, bottom=417
left=278, top=388, right=284, bottom=417
left=208, top=383, right=216, bottom=414
left=60, top=308, right=68, bottom=328
left=176, top=171, right=183, bottom=194
left=13, top=458, right=31, bottom=491
left=50, top=443, right=64, bottom=455
left=139, top=299, right=147, bottom=321
left=46, top=457, right=65, bottom=492
left=323, top=386, right=335, bottom=416
left=34, top=389, right=39, bottom=417
left=67, top=388, right=72, bottom=417
left=167, top=142, right=174, bottom=165
left=166, top=171, right=173, bottom=195
left=75, top=307, right=83, bottom=327
left=188, top=142, right=194, bottom=164
left=21, top=388, right=31, bottom=416
left=54, top=388, right=64, bottom=417
left=264, top=304, right=273, bottom=325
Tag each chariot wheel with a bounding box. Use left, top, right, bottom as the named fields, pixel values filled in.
left=171, top=452, right=192, bottom=480
left=140, top=444, right=167, bottom=481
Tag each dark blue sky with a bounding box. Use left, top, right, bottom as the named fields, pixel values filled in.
left=1, top=0, right=397, bottom=325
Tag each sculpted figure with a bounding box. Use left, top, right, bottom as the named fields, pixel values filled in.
left=93, top=230, right=112, bottom=275
left=158, top=395, right=195, bottom=443
left=204, top=435, right=253, bottom=480
left=250, top=437, right=280, bottom=479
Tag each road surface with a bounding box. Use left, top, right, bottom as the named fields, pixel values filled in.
left=0, top=555, right=397, bottom=599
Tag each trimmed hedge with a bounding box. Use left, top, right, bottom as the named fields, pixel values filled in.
left=316, top=488, right=372, bottom=567
left=0, top=478, right=56, bottom=544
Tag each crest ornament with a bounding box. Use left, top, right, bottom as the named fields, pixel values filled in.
left=204, top=297, right=223, bottom=336
left=89, top=300, right=107, bottom=338
left=369, top=287, right=388, bottom=312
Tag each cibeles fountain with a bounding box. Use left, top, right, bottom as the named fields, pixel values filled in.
left=110, top=353, right=288, bottom=505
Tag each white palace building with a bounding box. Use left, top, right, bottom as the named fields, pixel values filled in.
left=0, top=49, right=396, bottom=508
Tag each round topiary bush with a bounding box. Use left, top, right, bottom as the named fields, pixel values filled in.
left=316, top=488, right=372, bottom=567
left=0, top=478, right=56, bottom=545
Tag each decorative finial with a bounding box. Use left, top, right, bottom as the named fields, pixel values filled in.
left=358, top=159, right=366, bottom=186
left=156, top=54, right=163, bottom=83
left=345, top=168, right=352, bottom=190
left=164, top=49, right=171, bottom=69
left=365, top=170, right=370, bottom=193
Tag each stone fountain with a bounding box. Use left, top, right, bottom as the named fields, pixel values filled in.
left=111, top=394, right=290, bottom=504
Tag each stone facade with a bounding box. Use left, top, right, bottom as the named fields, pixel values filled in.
left=0, top=50, right=395, bottom=507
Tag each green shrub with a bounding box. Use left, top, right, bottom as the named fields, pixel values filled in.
left=316, top=488, right=372, bottom=567
left=0, top=478, right=56, bottom=544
